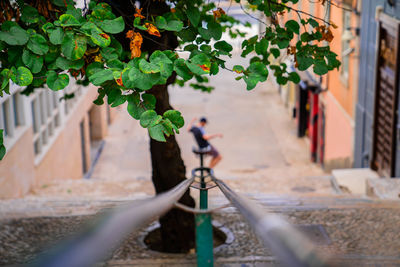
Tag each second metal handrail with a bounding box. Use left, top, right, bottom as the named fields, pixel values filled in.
left=213, top=177, right=329, bottom=267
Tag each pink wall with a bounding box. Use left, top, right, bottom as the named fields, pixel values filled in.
left=323, top=91, right=354, bottom=161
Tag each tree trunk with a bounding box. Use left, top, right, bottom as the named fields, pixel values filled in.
left=102, top=0, right=196, bottom=253
left=148, top=84, right=196, bottom=253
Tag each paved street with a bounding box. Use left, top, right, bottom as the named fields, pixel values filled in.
left=24, top=55, right=331, bottom=202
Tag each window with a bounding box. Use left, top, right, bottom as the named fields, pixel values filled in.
left=341, top=9, right=352, bottom=82
left=0, top=91, right=24, bottom=140
left=31, top=90, right=61, bottom=155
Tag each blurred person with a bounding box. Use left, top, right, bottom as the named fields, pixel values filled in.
left=187, top=117, right=223, bottom=168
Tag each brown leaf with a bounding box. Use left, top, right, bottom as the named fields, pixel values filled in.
left=145, top=23, right=161, bottom=37
left=134, top=8, right=145, bottom=19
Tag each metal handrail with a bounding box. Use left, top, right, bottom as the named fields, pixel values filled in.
left=31, top=177, right=194, bottom=267
left=213, top=177, right=329, bottom=267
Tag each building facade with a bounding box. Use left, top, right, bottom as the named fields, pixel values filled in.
left=0, top=82, right=114, bottom=198
left=279, top=0, right=361, bottom=171
left=354, top=0, right=400, bottom=177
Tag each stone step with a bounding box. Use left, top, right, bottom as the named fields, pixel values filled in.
left=331, top=168, right=379, bottom=195
left=105, top=255, right=400, bottom=266
left=366, top=177, right=400, bottom=200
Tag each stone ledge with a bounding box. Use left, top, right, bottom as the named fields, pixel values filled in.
left=331, top=168, right=379, bottom=195
left=367, top=178, right=400, bottom=200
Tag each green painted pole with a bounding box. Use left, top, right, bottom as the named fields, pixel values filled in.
left=195, top=153, right=214, bottom=267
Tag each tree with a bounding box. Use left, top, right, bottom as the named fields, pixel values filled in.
left=0, top=0, right=340, bottom=252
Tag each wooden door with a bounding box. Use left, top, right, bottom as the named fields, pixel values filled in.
left=371, top=14, right=400, bottom=177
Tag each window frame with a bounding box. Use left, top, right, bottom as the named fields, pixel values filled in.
left=340, top=6, right=353, bottom=86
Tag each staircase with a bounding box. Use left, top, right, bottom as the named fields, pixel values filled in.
left=1, top=191, right=400, bottom=266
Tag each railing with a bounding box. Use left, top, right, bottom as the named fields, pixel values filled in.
left=30, top=149, right=329, bottom=267
left=31, top=178, right=194, bottom=267
left=214, top=177, right=328, bottom=267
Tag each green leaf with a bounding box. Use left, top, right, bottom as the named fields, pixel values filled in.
left=66, top=6, right=84, bottom=21
left=89, top=69, right=114, bottom=85
left=47, top=71, right=69, bottom=90
left=142, top=93, right=156, bottom=110
left=296, top=55, right=313, bottom=71
left=214, top=41, right=233, bottom=54
left=0, top=129, right=6, bottom=160
left=270, top=48, right=280, bottom=58
left=174, top=58, right=193, bottom=81
left=186, top=62, right=207, bottom=75
left=0, top=26, right=29, bottom=45
left=249, top=62, right=268, bottom=80
left=86, top=62, right=104, bottom=77
left=162, top=118, right=175, bottom=135
left=177, top=29, right=196, bottom=42
left=210, top=62, right=219, bottom=75
left=277, top=75, right=288, bottom=85
left=140, top=110, right=159, bottom=128
left=62, top=33, right=87, bottom=60
left=191, top=53, right=210, bottom=66
left=200, top=44, right=212, bottom=53
left=243, top=76, right=258, bottom=90
left=277, top=38, right=290, bottom=49
left=111, top=94, right=126, bottom=107
left=128, top=67, right=160, bottom=90
left=97, top=17, right=125, bottom=34
left=133, top=17, right=147, bottom=31
left=233, top=65, right=245, bottom=73
left=22, top=50, right=43, bottom=74
left=107, top=88, right=122, bottom=104
left=1, top=69, right=11, bottom=92
left=148, top=124, right=167, bottom=142
left=101, top=47, right=118, bottom=61
left=14, top=67, right=33, bottom=86
left=127, top=93, right=145, bottom=119
left=56, top=57, right=84, bottom=70
left=93, top=88, right=106, bottom=105
left=165, top=20, right=184, bottom=32
left=285, top=20, right=300, bottom=34
left=187, top=6, right=200, bottom=27
left=139, top=59, right=161, bottom=74
left=42, top=22, right=54, bottom=33
left=307, top=18, right=319, bottom=28
left=313, top=59, right=328, bottom=75
left=163, top=110, right=184, bottom=128
left=198, top=28, right=212, bottom=40
left=208, top=21, right=222, bottom=40
left=53, top=0, right=75, bottom=7
left=21, top=5, right=40, bottom=24
left=121, top=68, right=135, bottom=88
left=83, top=23, right=111, bottom=48
left=155, top=16, right=167, bottom=29
left=49, top=27, right=64, bottom=45
left=288, top=72, right=300, bottom=83
left=59, top=14, right=81, bottom=27
left=184, top=44, right=197, bottom=51
left=107, top=59, right=125, bottom=70
left=255, top=38, right=269, bottom=55
left=149, top=51, right=173, bottom=78
left=27, top=34, right=49, bottom=55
